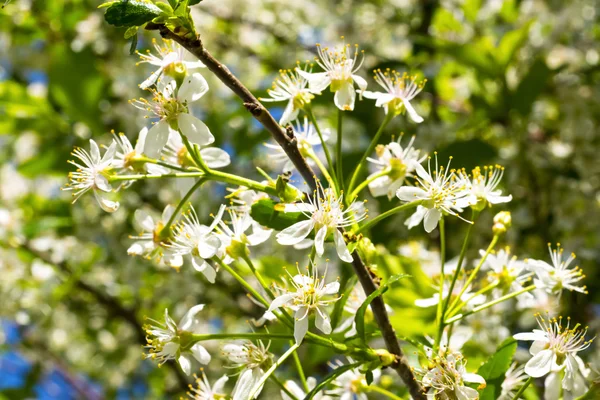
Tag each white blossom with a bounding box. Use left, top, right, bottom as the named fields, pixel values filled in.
left=264, top=117, right=330, bottom=172
left=226, top=186, right=270, bottom=214
left=498, top=363, right=528, bottom=400
left=481, top=247, right=533, bottom=295
left=459, top=165, right=512, bottom=209
left=187, top=372, right=228, bottom=400
left=260, top=63, right=314, bottom=125
left=276, top=186, right=366, bottom=262
left=419, top=351, right=486, bottom=400
left=298, top=40, right=367, bottom=111
left=168, top=205, right=225, bottom=282
left=367, top=135, right=426, bottom=199
left=63, top=139, right=119, bottom=213
left=127, top=204, right=182, bottom=266
left=526, top=244, right=587, bottom=296
left=362, top=69, right=426, bottom=122
left=131, top=73, right=213, bottom=157
left=222, top=340, right=272, bottom=400
left=144, top=304, right=211, bottom=375
left=396, top=155, right=471, bottom=233
left=268, top=263, right=340, bottom=343
left=215, top=208, right=272, bottom=262
left=137, top=38, right=204, bottom=90
left=514, top=313, right=592, bottom=397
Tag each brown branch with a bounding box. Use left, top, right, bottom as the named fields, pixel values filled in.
left=145, top=23, right=425, bottom=399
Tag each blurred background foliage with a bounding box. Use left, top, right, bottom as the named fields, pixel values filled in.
left=1, top=0, right=599, bottom=398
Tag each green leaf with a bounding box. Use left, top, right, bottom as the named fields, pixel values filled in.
left=463, top=0, right=482, bottom=22
left=354, top=274, right=410, bottom=346
left=250, top=199, right=308, bottom=231
left=103, top=0, right=162, bottom=27
left=477, top=338, right=517, bottom=400
left=496, top=21, right=533, bottom=68
left=510, top=57, right=553, bottom=116
left=303, top=362, right=363, bottom=400
left=189, top=0, right=203, bottom=4
left=129, top=32, right=138, bottom=54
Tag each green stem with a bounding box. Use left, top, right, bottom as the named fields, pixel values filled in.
left=444, top=285, right=536, bottom=324
left=178, top=129, right=209, bottom=171
left=213, top=257, right=270, bottom=309
left=290, top=339, right=309, bottom=392
left=189, top=332, right=295, bottom=342
left=437, top=210, right=479, bottom=343
left=249, top=343, right=301, bottom=399
left=512, top=377, right=533, bottom=400
left=349, top=169, right=390, bottom=201
left=434, top=216, right=446, bottom=348
left=336, top=109, right=344, bottom=192
left=161, top=178, right=205, bottom=237
left=447, top=235, right=499, bottom=313
left=354, top=200, right=421, bottom=234
left=135, top=156, right=191, bottom=172
left=306, top=149, right=336, bottom=190
left=206, top=169, right=278, bottom=196
left=447, top=281, right=500, bottom=319
left=347, top=111, right=394, bottom=195
left=271, top=374, right=299, bottom=400
left=367, top=385, right=404, bottom=400
left=305, top=106, right=337, bottom=189
left=242, top=254, right=276, bottom=300
left=110, top=172, right=206, bottom=181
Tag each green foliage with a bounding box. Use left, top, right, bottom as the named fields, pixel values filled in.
left=101, top=0, right=162, bottom=27
left=476, top=338, right=518, bottom=400
left=250, top=199, right=308, bottom=231
left=303, top=361, right=363, bottom=400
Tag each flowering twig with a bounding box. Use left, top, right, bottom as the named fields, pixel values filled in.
left=145, top=22, right=426, bottom=399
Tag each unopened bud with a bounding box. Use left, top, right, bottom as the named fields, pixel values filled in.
left=493, top=211, right=511, bottom=235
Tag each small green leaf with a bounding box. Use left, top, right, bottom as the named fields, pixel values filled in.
left=496, top=21, right=533, bottom=68
left=189, top=0, right=203, bottom=4
left=354, top=274, right=410, bottom=346
left=103, top=0, right=162, bottom=27
left=477, top=338, right=517, bottom=400
left=365, top=370, right=374, bottom=386
left=124, top=25, right=138, bottom=39
left=250, top=199, right=308, bottom=231
left=303, top=362, right=363, bottom=400
left=129, top=33, right=138, bottom=55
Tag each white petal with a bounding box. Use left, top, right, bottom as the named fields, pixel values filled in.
left=396, top=186, right=427, bottom=202
left=213, top=375, right=229, bottom=393
left=525, top=349, right=555, bottom=378
left=368, top=175, right=391, bottom=198
left=423, top=208, right=441, bottom=233
left=134, top=209, right=155, bottom=231
left=315, top=308, right=332, bottom=334
left=134, top=126, right=149, bottom=154
left=192, top=257, right=217, bottom=283
left=334, top=81, right=356, bottom=111
left=514, top=332, right=547, bottom=342
left=178, top=354, right=192, bottom=375
left=402, top=98, right=424, bottom=123
left=276, top=220, right=315, bottom=245
left=352, top=74, right=368, bottom=92
left=162, top=204, right=175, bottom=223
left=323, top=281, right=340, bottom=295
left=190, top=343, right=211, bottom=364
left=294, top=309, right=309, bottom=344
left=127, top=242, right=145, bottom=255
left=93, top=191, right=119, bottom=213
left=334, top=229, right=352, bottom=262
left=178, top=113, right=215, bottom=146
left=140, top=67, right=164, bottom=90
left=314, top=225, right=328, bottom=257
left=297, top=70, right=330, bottom=93
left=198, top=234, right=221, bottom=259
left=89, top=139, right=101, bottom=163
left=268, top=293, right=296, bottom=311
left=94, top=174, right=112, bottom=192
left=199, top=147, right=230, bottom=169
left=280, top=99, right=299, bottom=126
left=414, top=296, right=439, bottom=307
left=463, top=372, right=485, bottom=385
left=361, top=90, right=382, bottom=100
left=405, top=205, right=427, bottom=229
left=145, top=120, right=172, bottom=158
left=544, top=372, right=561, bottom=400
left=178, top=72, right=209, bottom=103
left=455, top=385, right=479, bottom=400
left=178, top=304, right=204, bottom=331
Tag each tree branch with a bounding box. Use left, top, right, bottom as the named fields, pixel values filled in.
left=145, top=23, right=425, bottom=399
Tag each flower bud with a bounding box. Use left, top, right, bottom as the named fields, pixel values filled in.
left=493, top=211, right=511, bottom=235
left=375, top=348, right=396, bottom=367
